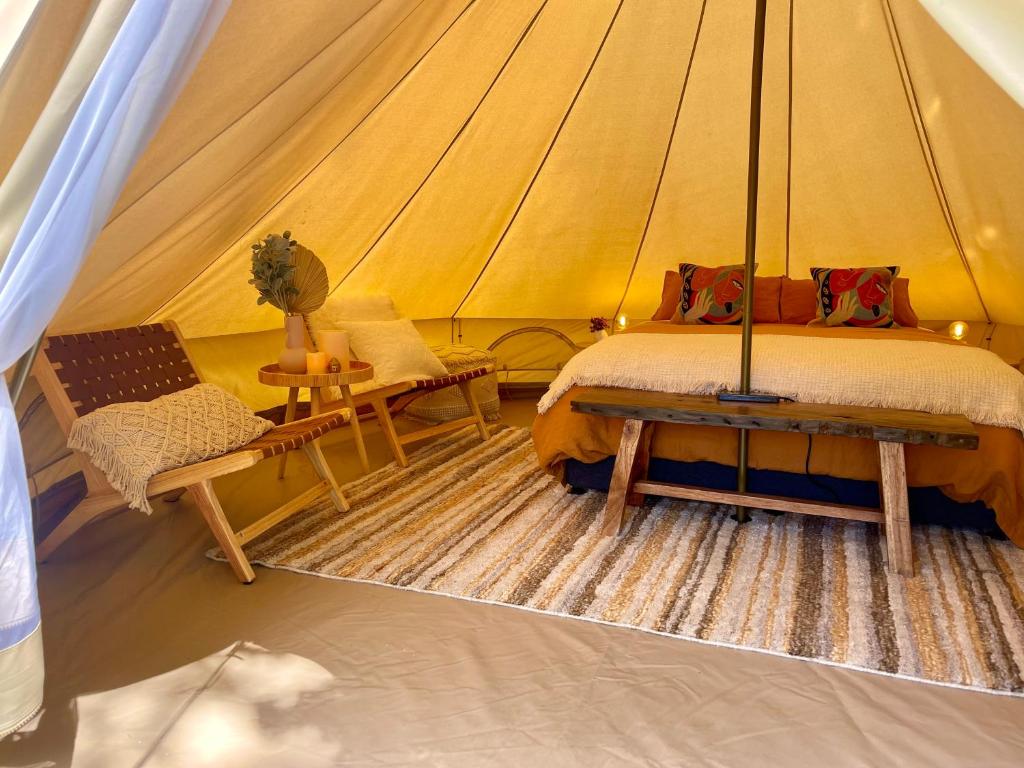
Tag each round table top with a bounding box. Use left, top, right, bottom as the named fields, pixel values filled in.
left=259, top=360, right=373, bottom=388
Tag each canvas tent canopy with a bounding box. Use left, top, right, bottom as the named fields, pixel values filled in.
left=2, top=0, right=1024, bottom=742
left=3, top=0, right=1024, bottom=340
left=3, top=0, right=1024, bottom=502
left=6, top=0, right=1024, bottom=529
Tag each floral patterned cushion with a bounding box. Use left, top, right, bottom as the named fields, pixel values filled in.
left=810, top=266, right=900, bottom=327
left=653, top=271, right=781, bottom=323
left=672, top=263, right=752, bottom=325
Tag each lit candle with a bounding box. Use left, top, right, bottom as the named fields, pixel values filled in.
left=948, top=320, right=969, bottom=341
left=305, top=351, right=328, bottom=374
left=616, top=313, right=629, bottom=331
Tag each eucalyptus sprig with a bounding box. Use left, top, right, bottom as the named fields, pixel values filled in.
left=248, top=230, right=299, bottom=313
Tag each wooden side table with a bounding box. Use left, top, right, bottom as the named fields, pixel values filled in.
left=259, top=361, right=374, bottom=478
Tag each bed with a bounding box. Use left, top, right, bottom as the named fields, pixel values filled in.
left=532, top=322, right=1024, bottom=547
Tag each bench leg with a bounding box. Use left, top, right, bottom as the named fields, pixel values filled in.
left=603, top=419, right=650, bottom=537
left=189, top=480, right=255, bottom=584
left=878, top=441, right=913, bottom=576
left=341, top=385, right=371, bottom=474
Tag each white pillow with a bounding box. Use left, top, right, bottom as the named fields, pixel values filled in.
left=306, top=294, right=402, bottom=400
left=308, top=293, right=399, bottom=334
left=341, top=319, right=447, bottom=387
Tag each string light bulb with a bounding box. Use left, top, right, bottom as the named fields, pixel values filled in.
left=615, top=313, right=629, bottom=331
left=948, top=320, right=969, bottom=341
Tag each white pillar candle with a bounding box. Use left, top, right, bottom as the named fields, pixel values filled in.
left=316, top=330, right=351, bottom=371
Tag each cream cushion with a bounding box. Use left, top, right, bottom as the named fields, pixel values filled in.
left=307, top=293, right=399, bottom=329
left=340, top=319, right=447, bottom=388
left=307, top=294, right=414, bottom=398
left=68, top=383, right=274, bottom=515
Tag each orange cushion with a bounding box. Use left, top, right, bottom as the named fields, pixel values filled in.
left=892, top=277, right=918, bottom=327
left=754, top=276, right=782, bottom=323
left=652, top=271, right=781, bottom=323
left=780, top=276, right=917, bottom=326
left=780, top=277, right=818, bottom=324
left=650, top=270, right=681, bottom=321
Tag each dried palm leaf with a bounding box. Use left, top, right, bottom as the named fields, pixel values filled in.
left=288, top=243, right=329, bottom=315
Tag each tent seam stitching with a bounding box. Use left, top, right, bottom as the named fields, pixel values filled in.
left=880, top=0, right=990, bottom=323
left=142, top=0, right=472, bottom=324
left=451, top=0, right=628, bottom=320
left=328, top=0, right=552, bottom=297
left=611, top=0, right=709, bottom=322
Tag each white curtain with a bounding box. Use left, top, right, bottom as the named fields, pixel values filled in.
left=0, top=0, right=229, bottom=737
left=918, top=0, right=1024, bottom=108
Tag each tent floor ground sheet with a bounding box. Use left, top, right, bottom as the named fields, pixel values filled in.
left=3, top=400, right=1023, bottom=767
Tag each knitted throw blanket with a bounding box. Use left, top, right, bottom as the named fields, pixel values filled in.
left=537, top=332, right=1024, bottom=434
left=68, top=383, right=274, bottom=514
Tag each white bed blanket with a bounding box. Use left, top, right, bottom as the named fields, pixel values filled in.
left=537, top=332, right=1024, bottom=434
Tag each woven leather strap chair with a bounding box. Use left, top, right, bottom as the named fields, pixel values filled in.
left=337, top=365, right=495, bottom=468
left=32, top=322, right=350, bottom=583
left=272, top=365, right=495, bottom=472
left=274, top=324, right=494, bottom=472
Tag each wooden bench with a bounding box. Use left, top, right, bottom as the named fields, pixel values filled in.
left=570, top=389, right=980, bottom=575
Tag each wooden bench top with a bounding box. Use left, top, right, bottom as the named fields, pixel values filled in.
left=570, top=388, right=980, bottom=450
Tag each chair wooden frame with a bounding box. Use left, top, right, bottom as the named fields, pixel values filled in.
left=323, top=365, right=495, bottom=469
left=293, top=325, right=493, bottom=468
left=32, top=321, right=351, bottom=583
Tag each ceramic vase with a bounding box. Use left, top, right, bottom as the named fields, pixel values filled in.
left=591, top=329, right=609, bottom=342
left=278, top=314, right=308, bottom=373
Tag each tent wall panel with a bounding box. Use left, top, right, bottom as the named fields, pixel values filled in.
left=890, top=0, right=1024, bottom=325
left=618, top=0, right=789, bottom=320
left=54, top=0, right=459, bottom=333
left=0, top=0, right=98, bottom=183
left=153, top=0, right=548, bottom=337
left=457, top=0, right=706, bottom=319
left=784, top=0, right=984, bottom=323
left=5, top=0, right=1018, bottom=333
left=335, top=0, right=624, bottom=319
left=109, top=0, right=386, bottom=218
left=0, top=0, right=135, bottom=268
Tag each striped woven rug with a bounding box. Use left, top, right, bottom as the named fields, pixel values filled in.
left=214, top=425, right=1024, bottom=695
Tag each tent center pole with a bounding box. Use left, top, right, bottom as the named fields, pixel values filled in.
left=735, top=0, right=768, bottom=524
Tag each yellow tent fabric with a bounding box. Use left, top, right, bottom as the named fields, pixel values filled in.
left=3, top=0, right=1021, bottom=339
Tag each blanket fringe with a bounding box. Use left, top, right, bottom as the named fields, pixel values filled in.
left=68, top=422, right=153, bottom=515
